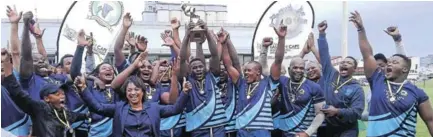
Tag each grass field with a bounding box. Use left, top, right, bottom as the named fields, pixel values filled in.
left=358, top=79, right=433, bottom=137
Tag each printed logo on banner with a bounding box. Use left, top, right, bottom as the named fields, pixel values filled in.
left=87, top=1, right=124, bottom=32
left=269, top=4, right=308, bottom=40
left=253, top=1, right=315, bottom=59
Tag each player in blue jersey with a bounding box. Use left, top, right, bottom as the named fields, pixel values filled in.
left=178, top=19, right=226, bottom=137
left=350, top=10, right=433, bottom=136
left=316, top=20, right=365, bottom=137
left=217, top=28, right=240, bottom=137
left=1, top=49, right=32, bottom=137
left=222, top=22, right=287, bottom=137
left=277, top=57, right=326, bottom=137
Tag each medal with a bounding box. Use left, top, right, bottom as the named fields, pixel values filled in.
left=247, top=82, right=259, bottom=100
left=69, top=128, right=74, bottom=134
left=390, top=97, right=396, bottom=102
left=334, top=76, right=353, bottom=94
left=148, top=95, right=152, bottom=99
left=386, top=80, right=406, bottom=103
left=288, top=79, right=305, bottom=103
left=53, top=109, right=73, bottom=135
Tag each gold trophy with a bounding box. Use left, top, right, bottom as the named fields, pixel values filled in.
left=181, top=3, right=206, bottom=42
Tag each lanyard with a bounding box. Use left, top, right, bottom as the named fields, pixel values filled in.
left=53, top=109, right=73, bottom=134
left=386, top=80, right=406, bottom=102
left=247, top=82, right=259, bottom=99
left=289, top=78, right=306, bottom=102
left=334, top=75, right=353, bottom=93
left=196, top=79, right=205, bottom=94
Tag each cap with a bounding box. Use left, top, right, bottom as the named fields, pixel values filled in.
left=39, top=83, right=68, bottom=99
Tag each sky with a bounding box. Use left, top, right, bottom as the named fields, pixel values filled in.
left=1, top=1, right=433, bottom=58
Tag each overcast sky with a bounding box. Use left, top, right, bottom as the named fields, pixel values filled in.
left=1, top=1, right=432, bottom=58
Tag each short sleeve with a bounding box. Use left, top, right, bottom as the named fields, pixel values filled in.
left=415, top=88, right=429, bottom=104
left=367, top=68, right=384, bottom=86
left=311, top=83, right=325, bottom=104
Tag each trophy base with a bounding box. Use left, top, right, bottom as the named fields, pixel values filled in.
left=190, top=28, right=206, bottom=42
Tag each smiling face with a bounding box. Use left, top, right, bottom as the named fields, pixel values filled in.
left=139, top=60, right=152, bottom=81
left=339, top=57, right=356, bottom=77
left=289, top=58, right=305, bottom=82
left=97, top=63, right=115, bottom=83
left=33, top=54, right=49, bottom=77
left=385, top=56, right=409, bottom=81
left=190, top=60, right=205, bottom=80
left=243, top=62, right=261, bottom=84
left=126, top=82, right=144, bottom=105
left=306, top=62, right=321, bottom=81
left=44, top=89, right=66, bottom=109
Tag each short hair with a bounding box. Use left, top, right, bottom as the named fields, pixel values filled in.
left=120, top=76, right=147, bottom=101
left=374, top=53, right=388, bottom=63
left=247, top=61, right=263, bottom=74
left=346, top=56, right=358, bottom=69
left=59, top=54, right=74, bottom=67
left=189, top=58, right=204, bottom=64
left=392, top=54, right=411, bottom=70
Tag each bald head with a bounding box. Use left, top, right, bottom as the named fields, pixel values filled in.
left=289, top=57, right=305, bottom=82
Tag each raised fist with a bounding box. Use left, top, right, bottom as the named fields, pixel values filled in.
left=318, top=20, right=327, bottom=33
left=262, top=37, right=273, bottom=47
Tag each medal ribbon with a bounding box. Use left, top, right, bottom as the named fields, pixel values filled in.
left=53, top=109, right=72, bottom=132
left=334, top=75, right=353, bottom=93
left=386, top=80, right=406, bottom=101
left=247, top=82, right=259, bottom=98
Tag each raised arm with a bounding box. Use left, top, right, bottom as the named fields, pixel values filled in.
left=218, top=29, right=240, bottom=83
left=225, top=32, right=241, bottom=72
left=168, top=58, right=181, bottom=104
left=195, top=40, right=206, bottom=68
left=150, top=60, right=165, bottom=85
left=270, top=23, right=287, bottom=80
left=200, top=21, right=220, bottom=75
left=70, top=29, right=90, bottom=80
left=178, top=22, right=193, bottom=78
left=85, top=45, right=95, bottom=74
left=32, top=23, right=47, bottom=58
left=19, top=12, right=34, bottom=79
left=316, top=21, right=338, bottom=81
left=161, top=32, right=180, bottom=59
left=75, top=75, right=116, bottom=117
left=2, top=52, right=42, bottom=115
left=111, top=52, right=147, bottom=90
left=384, top=26, right=406, bottom=55
left=259, top=37, right=272, bottom=76
left=350, top=11, right=377, bottom=78
left=171, top=17, right=182, bottom=50
left=6, top=6, right=22, bottom=71
left=114, top=13, right=133, bottom=67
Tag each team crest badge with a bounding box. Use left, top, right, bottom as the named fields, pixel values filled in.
left=87, top=1, right=124, bottom=32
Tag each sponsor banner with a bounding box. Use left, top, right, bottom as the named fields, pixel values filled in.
left=58, top=1, right=124, bottom=71
left=253, top=1, right=315, bottom=59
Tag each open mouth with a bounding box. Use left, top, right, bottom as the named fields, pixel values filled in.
left=104, top=73, right=114, bottom=80
left=340, top=67, right=348, bottom=74
left=129, top=94, right=139, bottom=102
left=141, top=73, right=151, bottom=79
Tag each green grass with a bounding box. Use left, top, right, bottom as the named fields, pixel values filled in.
left=358, top=79, right=433, bottom=137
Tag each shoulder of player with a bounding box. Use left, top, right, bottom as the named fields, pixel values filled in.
left=404, top=82, right=425, bottom=93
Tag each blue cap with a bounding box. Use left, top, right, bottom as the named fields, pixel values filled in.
left=39, top=83, right=68, bottom=99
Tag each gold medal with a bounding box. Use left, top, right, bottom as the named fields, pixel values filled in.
left=148, top=95, right=152, bottom=99
left=333, top=76, right=353, bottom=94
left=247, top=95, right=251, bottom=99
left=386, top=80, right=406, bottom=103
